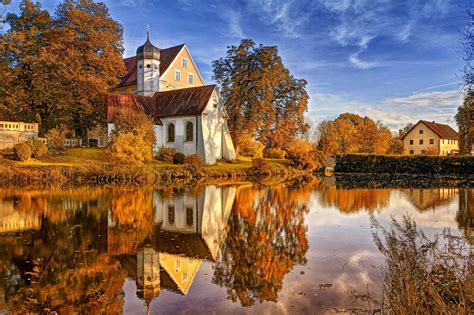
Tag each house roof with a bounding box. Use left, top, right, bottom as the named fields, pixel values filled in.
left=153, top=85, right=215, bottom=117
left=118, top=44, right=185, bottom=87
left=401, top=120, right=459, bottom=140
left=152, top=230, right=215, bottom=261
left=107, top=85, right=215, bottom=122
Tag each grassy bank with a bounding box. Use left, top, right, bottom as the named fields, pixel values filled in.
left=0, top=148, right=309, bottom=185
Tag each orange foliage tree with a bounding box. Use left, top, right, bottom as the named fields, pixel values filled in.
left=317, top=113, right=394, bottom=156
left=212, top=185, right=310, bottom=306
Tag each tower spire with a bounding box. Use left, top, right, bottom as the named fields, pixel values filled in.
left=147, top=24, right=150, bottom=40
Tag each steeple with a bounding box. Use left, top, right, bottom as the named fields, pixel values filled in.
left=136, top=30, right=161, bottom=96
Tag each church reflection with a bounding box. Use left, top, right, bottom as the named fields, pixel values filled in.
left=107, top=186, right=235, bottom=309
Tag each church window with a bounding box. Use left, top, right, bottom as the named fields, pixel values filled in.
left=146, top=64, right=151, bottom=68
left=188, top=73, right=194, bottom=84
left=168, top=205, right=175, bottom=225
left=182, top=58, right=188, bottom=68
left=175, top=70, right=181, bottom=81
left=186, top=207, right=193, bottom=226
left=168, top=123, right=175, bottom=142
left=185, top=121, right=193, bottom=142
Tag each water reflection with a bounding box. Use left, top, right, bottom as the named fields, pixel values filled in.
left=0, top=185, right=470, bottom=314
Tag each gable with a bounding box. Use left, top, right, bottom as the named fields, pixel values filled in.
left=117, top=44, right=185, bottom=88
left=160, top=45, right=205, bottom=90
left=401, top=120, right=459, bottom=140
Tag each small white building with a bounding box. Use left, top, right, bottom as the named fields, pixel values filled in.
left=102, top=34, right=236, bottom=164
left=0, top=121, right=38, bottom=150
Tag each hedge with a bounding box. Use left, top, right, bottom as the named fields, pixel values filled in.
left=335, top=154, right=474, bottom=175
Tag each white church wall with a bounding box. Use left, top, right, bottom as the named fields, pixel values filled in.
left=158, top=116, right=198, bottom=156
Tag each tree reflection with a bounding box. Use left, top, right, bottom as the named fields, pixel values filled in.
left=317, top=185, right=391, bottom=213
left=212, top=185, right=310, bottom=306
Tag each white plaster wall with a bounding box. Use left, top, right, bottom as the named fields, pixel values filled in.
left=158, top=116, right=198, bottom=155
left=137, top=58, right=160, bottom=96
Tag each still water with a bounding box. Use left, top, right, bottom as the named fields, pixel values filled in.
left=0, top=183, right=471, bottom=314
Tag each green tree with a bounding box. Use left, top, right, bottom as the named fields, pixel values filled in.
left=212, top=39, right=309, bottom=151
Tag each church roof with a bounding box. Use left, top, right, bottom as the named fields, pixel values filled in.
left=401, top=120, right=459, bottom=140
left=118, top=44, right=185, bottom=87
left=107, top=85, right=216, bottom=122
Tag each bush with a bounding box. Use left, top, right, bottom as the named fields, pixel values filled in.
left=109, top=132, right=153, bottom=164
left=46, top=125, right=68, bottom=150
left=89, top=139, right=98, bottom=147
left=31, top=140, right=48, bottom=158
left=173, top=152, right=185, bottom=164
left=14, top=142, right=32, bottom=161
left=264, top=147, right=286, bottom=159
left=156, top=146, right=177, bottom=162
left=237, top=133, right=264, bottom=158
left=286, top=139, right=321, bottom=171
left=184, top=154, right=204, bottom=166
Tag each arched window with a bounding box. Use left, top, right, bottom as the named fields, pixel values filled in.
left=185, top=121, right=193, bottom=142
left=168, top=123, right=175, bottom=142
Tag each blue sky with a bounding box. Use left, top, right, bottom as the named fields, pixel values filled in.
left=3, top=0, right=469, bottom=130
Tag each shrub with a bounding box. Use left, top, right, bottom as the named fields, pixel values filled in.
left=110, top=109, right=156, bottom=164
left=264, top=147, right=286, bottom=159
left=237, top=133, right=264, bottom=158
left=156, top=146, right=177, bottom=162
left=173, top=152, right=185, bottom=164
left=286, top=139, right=321, bottom=171
left=14, top=142, right=32, bottom=161
left=32, top=140, right=48, bottom=158
left=184, top=154, right=204, bottom=166
left=46, top=125, right=68, bottom=150
left=109, top=132, right=153, bottom=164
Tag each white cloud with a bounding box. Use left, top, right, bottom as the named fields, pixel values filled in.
left=397, top=23, right=412, bottom=42
left=245, top=0, right=310, bottom=38
left=348, top=52, right=378, bottom=69
left=387, top=91, right=463, bottom=110
left=227, top=10, right=245, bottom=39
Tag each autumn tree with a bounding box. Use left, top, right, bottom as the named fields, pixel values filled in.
left=212, top=39, right=309, bottom=151
left=456, top=3, right=474, bottom=155
left=388, top=122, right=414, bottom=154
left=317, top=113, right=393, bottom=156
left=0, top=0, right=126, bottom=135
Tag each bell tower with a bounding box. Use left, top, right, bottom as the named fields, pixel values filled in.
left=136, top=31, right=160, bottom=96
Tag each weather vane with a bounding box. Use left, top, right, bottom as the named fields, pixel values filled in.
left=147, top=24, right=150, bottom=37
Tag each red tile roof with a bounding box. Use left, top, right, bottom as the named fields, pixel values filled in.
left=118, top=44, right=185, bottom=87
left=107, top=85, right=216, bottom=123
left=401, top=120, right=459, bottom=140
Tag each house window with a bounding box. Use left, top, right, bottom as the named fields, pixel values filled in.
left=429, top=139, right=434, bottom=144
left=186, top=207, right=193, bottom=226
left=421, top=150, right=426, bottom=154
left=409, top=150, right=414, bottom=155
left=168, top=123, right=175, bottom=142
left=168, top=205, right=175, bottom=225
left=185, top=121, right=193, bottom=142
left=189, top=258, right=194, bottom=265
left=175, top=70, right=181, bottom=81
left=419, top=129, right=423, bottom=134
left=182, top=58, right=187, bottom=68
left=419, top=139, right=423, bottom=145
left=188, top=73, right=194, bottom=84
left=409, top=140, right=413, bottom=145
left=0, top=124, right=3, bottom=128
left=175, top=259, right=181, bottom=271
left=182, top=271, right=188, bottom=282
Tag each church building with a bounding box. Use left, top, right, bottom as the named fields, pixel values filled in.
left=91, top=34, right=236, bottom=164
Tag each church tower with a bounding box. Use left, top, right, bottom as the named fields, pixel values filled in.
left=136, top=32, right=160, bottom=96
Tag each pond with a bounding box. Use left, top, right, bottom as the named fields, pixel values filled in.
left=0, top=183, right=471, bottom=314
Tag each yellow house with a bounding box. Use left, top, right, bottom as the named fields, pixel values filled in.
left=401, top=120, right=459, bottom=156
